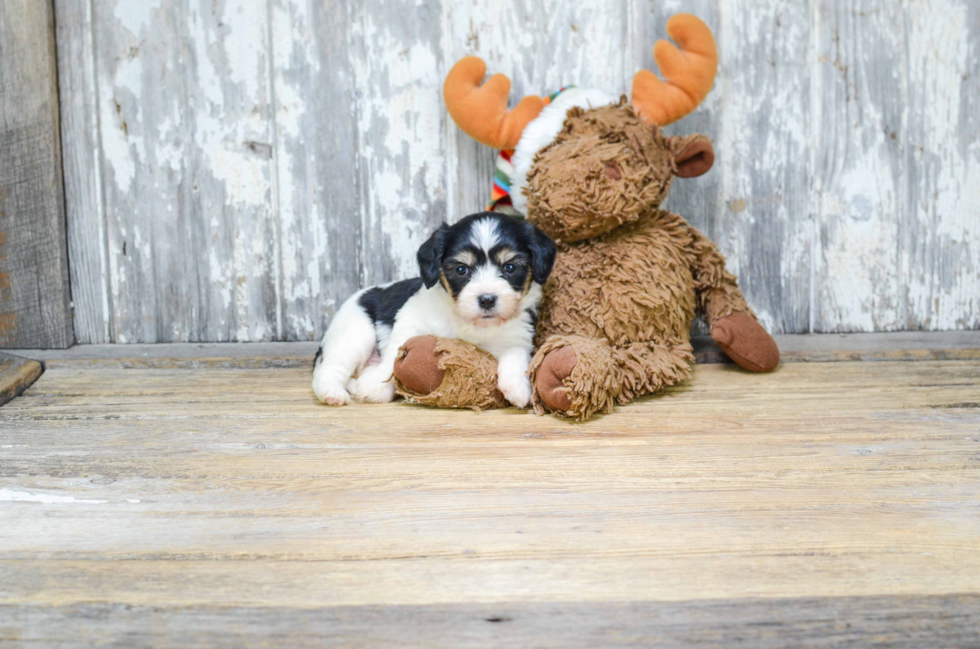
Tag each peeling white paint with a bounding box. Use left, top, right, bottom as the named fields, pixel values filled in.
left=350, top=7, right=448, bottom=283
left=60, top=0, right=980, bottom=341
left=272, top=0, right=327, bottom=340
left=220, top=1, right=265, bottom=99
left=905, top=0, right=980, bottom=330
left=113, top=0, right=162, bottom=37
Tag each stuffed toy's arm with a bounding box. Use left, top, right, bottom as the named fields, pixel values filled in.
left=393, top=336, right=507, bottom=411
left=682, top=220, right=780, bottom=372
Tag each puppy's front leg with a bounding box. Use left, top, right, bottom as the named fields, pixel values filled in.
left=496, top=347, right=533, bottom=409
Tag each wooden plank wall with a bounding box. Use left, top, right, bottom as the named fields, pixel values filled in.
left=0, top=0, right=73, bottom=348
left=54, top=0, right=980, bottom=344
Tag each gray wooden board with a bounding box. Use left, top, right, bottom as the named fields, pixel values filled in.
left=79, top=0, right=280, bottom=344
left=5, top=331, right=979, bottom=369
left=270, top=0, right=362, bottom=341
left=0, top=0, right=73, bottom=349
left=54, top=1, right=980, bottom=343
left=54, top=0, right=111, bottom=345
left=2, top=595, right=979, bottom=648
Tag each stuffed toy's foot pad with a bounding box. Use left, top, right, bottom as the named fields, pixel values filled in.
left=534, top=345, right=578, bottom=412
left=711, top=312, right=780, bottom=373
left=393, top=335, right=445, bottom=395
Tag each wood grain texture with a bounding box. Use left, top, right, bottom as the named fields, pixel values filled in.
left=54, top=0, right=980, bottom=342
left=903, top=0, right=980, bottom=330
left=54, top=0, right=111, bottom=344
left=86, top=0, right=280, bottom=343
left=4, top=595, right=979, bottom=648
left=1, top=358, right=979, bottom=646
left=0, top=0, right=73, bottom=349
left=270, top=0, right=361, bottom=341
left=349, top=0, right=451, bottom=286
left=812, top=0, right=908, bottom=332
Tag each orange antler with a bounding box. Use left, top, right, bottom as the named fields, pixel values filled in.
left=443, top=57, right=546, bottom=150
left=631, top=14, right=718, bottom=126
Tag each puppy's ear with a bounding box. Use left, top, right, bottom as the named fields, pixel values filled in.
left=524, top=220, right=557, bottom=284
left=417, top=223, right=449, bottom=288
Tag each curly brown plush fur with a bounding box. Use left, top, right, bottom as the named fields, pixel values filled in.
left=393, top=102, right=779, bottom=420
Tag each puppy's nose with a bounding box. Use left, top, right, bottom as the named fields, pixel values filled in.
left=478, top=294, right=497, bottom=310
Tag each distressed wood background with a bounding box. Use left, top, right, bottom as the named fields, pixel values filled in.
left=55, top=0, right=980, bottom=344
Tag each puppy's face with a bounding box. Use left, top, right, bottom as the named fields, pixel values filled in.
left=417, top=213, right=557, bottom=328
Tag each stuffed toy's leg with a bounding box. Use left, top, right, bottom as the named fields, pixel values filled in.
left=392, top=336, right=507, bottom=410
left=611, top=338, right=695, bottom=404
left=529, top=335, right=623, bottom=420
left=688, top=227, right=780, bottom=373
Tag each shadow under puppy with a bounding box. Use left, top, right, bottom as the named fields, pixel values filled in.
left=313, top=212, right=556, bottom=408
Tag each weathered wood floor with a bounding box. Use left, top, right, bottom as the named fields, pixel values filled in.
left=1, top=341, right=979, bottom=646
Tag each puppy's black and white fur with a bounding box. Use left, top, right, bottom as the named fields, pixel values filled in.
left=313, top=212, right=557, bottom=408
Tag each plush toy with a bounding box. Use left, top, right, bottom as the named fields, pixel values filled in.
left=394, top=14, right=780, bottom=419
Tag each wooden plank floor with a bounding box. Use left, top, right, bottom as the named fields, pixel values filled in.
left=1, top=348, right=979, bottom=646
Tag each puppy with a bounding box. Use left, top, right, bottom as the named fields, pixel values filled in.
left=313, top=212, right=557, bottom=408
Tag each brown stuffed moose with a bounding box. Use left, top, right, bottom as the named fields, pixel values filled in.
left=393, top=14, right=780, bottom=420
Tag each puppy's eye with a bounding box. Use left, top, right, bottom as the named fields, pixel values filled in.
left=455, top=265, right=469, bottom=276
left=503, top=263, right=517, bottom=274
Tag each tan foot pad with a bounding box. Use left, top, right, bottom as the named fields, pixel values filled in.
left=535, top=346, right=577, bottom=412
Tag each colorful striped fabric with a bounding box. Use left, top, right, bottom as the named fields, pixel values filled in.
left=488, top=149, right=517, bottom=213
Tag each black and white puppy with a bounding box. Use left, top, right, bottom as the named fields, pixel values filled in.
left=313, top=212, right=557, bottom=408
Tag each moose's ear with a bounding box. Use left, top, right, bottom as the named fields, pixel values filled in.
left=524, top=220, right=557, bottom=285
left=417, top=224, right=449, bottom=288
left=672, top=136, right=715, bottom=178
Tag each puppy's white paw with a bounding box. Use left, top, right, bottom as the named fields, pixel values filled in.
left=353, top=379, right=396, bottom=403
left=352, top=367, right=396, bottom=404
left=498, top=372, right=533, bottom=409
left=313, top=380, right=351, bottom=406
